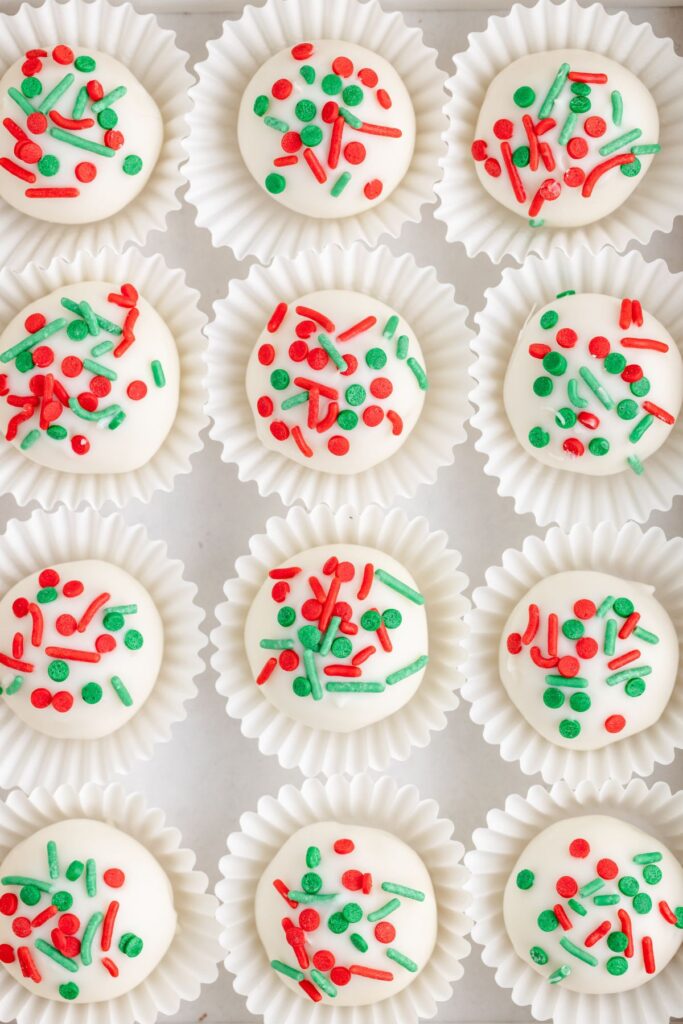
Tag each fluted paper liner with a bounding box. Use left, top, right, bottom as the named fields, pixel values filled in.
left=0, top=782, right=221, bottom=1024
left=219, top=773, right=471, bottom=1023
left=0, top=507, right=205, bottom=792
left=212, top=503, right=469, bottom=776
left=0, top=0, right=193, bottom=270
left=207, top=243, right=472, bottom=509
left=467, top=778, right=683, bottom=1024
left=185, top=0, right=447, bottom=262
left=470, top=247, right=683, bottom=528
left=464, top=522, right=683, bottom=788
left=0, top=246, right=207, bottom=509
left=435, top=0, right=683, bottom=264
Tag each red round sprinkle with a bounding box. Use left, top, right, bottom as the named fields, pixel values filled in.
left=597, top=858, right=619, bottom=880
left=16, top=140, right=42, bottom=164
left=52, top=45, right=74, bottom=65
left=484, top=157, right=502, bottom=178
left=12, top=917, right=31, bottom=937
left=330, top=966, right=351, bottom=986
left=370, top=377, right=392, bottom=399
left=556, top=876, right=578, bottom=898
left=358, top=68, right=378, bottom=87
left=529, top=343, right=551, bottom=359
left=281, top=131, right=302, bottom=153
left=322, top=102, right=339, bottom=124
left=55, top=932, right=80, bottom=958
left=335, top=561, right=355, bottom=582
left=32, top=346, right=54, bottom=368
left=471, top=139, right=488, bottom=161
left=52, top=691, right=74, bottom=713
left=584, top=116, right=607, bottom=138
left=344, top=141, right=366, bottom=165
left=101, top=867, right=125, bottom=890
left=296, top=319, right=316, bottom=339
left=567, top=137, right=588, bottom=159
left=332, top=56, right=353, bottom=78
left=75, top=161, right=97, bottom=183
left=257, top=396, right=273, bottom=418
left=299, top=908, right=320, bottom=931
left=333, top=601, right=352, bottom=621
left=95, top=634, right=116, bottom=654
left=569, top=838, right=590, bottom=858
left=313, top=949, right=335, bottom=971
left=22, top=58, right=42, bottom=76
left=29, top=375, right=45, bottom=397
left=279, top=649, right=299, bottom=671
left=557, top=656, right=580, bottom=678
left=59, top=914, right=80, bottom=935
left=272, top=78, right=293, bottom=100
left=104, top=130, right=124, bottom=150
left=605, top=714, right=626, bottom=734
left=288, top=341, right=308, bottom=362
left=63, top=580, right=84, bottom=598
left=258, top=344, right=275, bottom=366
left=26, top=112, right=47, bottom=134
left=86, top=80, right=104, bottom=101
left=90, top=376, right=111, bottom=397
left=622, top=364, right=643, bottom=382
left=61, top=355, right=83, bottom=378
left=574, top=599, right=596, bottom=619
left=78, top=392, right=98, bottom=413
left=374, top=921, right=396, bottom=943
left=564, top=167, right=585, bottom=188
left=578, top=412, right=599, bottom=430
left=56, top=614, right=77, bottom=636
left=12, top=597, right=29, bottom=618
left=540, top=179, right=561, bottom=201
left=307, top=347, right=328, bottom=371
left=342, top=870, right=362, bottom=891
left=0, top=894, right=18, bottom=916
left=334, top=838, right=355, bottom=854
left=127, top=380, right=147, bottom=401
left=0, top=945, right=14, bottom=964
left=588, top=336, right=610, bottom=359
left=291, top=43, right=314, bottom=61
left=576, top=637, right=598, bottom=659
left=31, top=687, right=52, bottom=709
left=362, top=405, right=383, bottom=427
left=270, top=421, right=290, bottom=442
left=563, top=437, right=585, bottom=457
left=285, top=925, right=305, bottom=948
left=329, top=435, right=349, bottom=456
left=556, top=328, right=578, bottom=349
left=493, top=119, right=514, bottom=140
left=507, top=632, right=523, bottom=654
left=71, top=435, right=90, bottom=456
left=363, top=179, right=383, bottom=200
left=39, top=568, right=59, bottom=587
left=25, top=313, right=46, bottom=334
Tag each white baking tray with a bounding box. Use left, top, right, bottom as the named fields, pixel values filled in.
left=0, top=1, right=681, bottom=1022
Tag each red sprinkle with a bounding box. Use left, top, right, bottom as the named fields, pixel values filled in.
left=364, top=179, right=383, bottom=200
left=605, top=714, right=626, bottom=733
left=334, top=838, right=355, bottom=854
left=619, top=908, right=634, bottom=957
left=554, top=904, right=572, bottom=931
left=507, top=632, right=522, bottom=654
left=585, top=921, right=611, bottom=946
left=569, top=838, right=590, bottom=858
left=272, top=78, right=293, bottom=100
left=584, top=116, right=607, bottom=137
left=574, top=598, right=596, bottom=619
left=642, top=936, right=655, bottom=974
left=597, top=858, right=619, bottom=880
left=103, top=868, right=125, bottom=889
left=522, top=603, right=540, bottom=645
left=556, top=876, right=578, bottom=898
left=583, top=154, right=635, bottom=197
left=291, top=43, right=314, bottom=61
left=332, top=56, right=353, bottom=78
left=52, top=45, right=74, bottom=64
left=75, top=161, right=97, bottom=183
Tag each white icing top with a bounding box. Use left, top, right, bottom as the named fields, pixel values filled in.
left=0, top=559, right=163, bottom=740
left=499, top=570, right=678, bottom=751
left=504, top=292, right=682, bottom=476
left=0, top=46, right=162, bottom=224
left=244, top=543, right=429, bottom=732
left=0, top=281, right=180, bottom=474
left=246, top=290, right=427, bottom=475
left=0, top=818, right=176, bottom=1002
left=473, top=49, right=659, bottom=228
left=504, top=815, right=683, bottom=994
left=255, top=821, right=437, bottom=1006
left=237, top=39, right=415, bottom=219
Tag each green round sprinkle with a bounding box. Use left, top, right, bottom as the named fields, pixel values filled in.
left=328, top=912, right=348, bottom=934
left=122, top=155, right=143, bottom=176
left=300, top=124, right=323, bottom=147
left=555, top=407, right=576, bottom=429
left=59, top=982, right=79, bottom=1001
left=613, top=597, right=634, bottom=617
left=517, top=869, right=535, bottom=890
left=529, top=427, right=550, bottom=448
left=343, top=902, right=363, bottom=923
left=625, top=677, right=646, bottom=698
left=621, top=158, right=641, bottom=177
left=337, top=409, right=358, bottom=430
left=301, top=872, right=322, bottom=894
left=540, top=310, right=559, bottom=330
left=366, top=348, right=387, bottom=369
left=632, top=892, right=652, bottom=914
left=270, top=369, right=290, bottom=390
left=383, top=608, right=402, bottom=629
left=543, top=352, right=567, bottom=376
left=530, top=946, right=548, bottom=965
left=98, top=108, right=118, bottom=129
left=513, top=86, right=536, bottom=108
left=643, top=864, right=662, bottom=885
left=119, top=933, right=143, bottom=957
left=52, top=890, right=73, bottom=911
left=562, top=619, right=584, bottom=640
left=75, top=55, right=96, bottom=73
left=67, top=319, right=88, bottom=341
left=607, top=956, right=628, bottom=975
left=604, top=352, right=626, bottom=374
left=588, top=437, right=610, bottom=456
left=22, top=77, right=42, bottom=98
left=103, top=611, right=124, bottom=631
left=295, top=99, right=317, bottom=122
left=38, top=154, right=59, bottom=177
left=322, top=73, right=343, bottom=95
left=617, top=399, right=638, bottom=420
left=331, top=637, right=352, bottom=658
left=350, top=932, right=368, bottom=951
left=559, top=718, right=581, bottom=739
left=306, top=848, right=320, bottom=870
left=37, top=587, right=58, bottom=604
left=631, top=377, right=650, bottom=397
left=81, top=682, right=102, bottom=705
left=569, top=691, right=591, bottom=712
left=20, top=884, right=41, bottom=906
left=512, top=145, right=531, bottom=167
left=619, top=876, right=639, bottom=896
left=361, top=610, right=382, bottom=631
left=342, top=85, right=363, bottom=106
left=278, top=607, right=296, bottom=627
left=254, top=95, right=269, bottom=116
left=533, top=376, right=553, bottom=397
left=538, top=909, right=559, bottom=931
left=16, top=351, right=34, bottom=372
left=543, top=687, right=565, bottom=709
left=569, top=95, right=591, bottom=113
left=48, top=660, right=69, bottom=682
left=607, top=931, right=629, bottom=953
left=124, top=629, right=143, bottom=651
left=47, top=425, right=67, bottom=440
left=265, top=172, right=286, bottom=194
left=65, top=862, right=82, bottom=882
left=298, top=625, right=321, bottom=650
left=571, top=82, right=591, bottom=96
left=293, top=675, right=311, bottom=697
left=345, top=384, right=366, bottom=407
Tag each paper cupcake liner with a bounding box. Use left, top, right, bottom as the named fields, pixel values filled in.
left=0, top=781, right=222, bottom=1024
left=467, top=778, right=683, bottom=1024
left=0, top=246, right=207, bottom=509
left=185, top=0, right=447, bottom=262
left=212, top=503, right=469, bottom=776
left=0, top=506, right=205, bottom=792
left=470, top=247, right=683, bottom=528
left=0, top=0, right=193, bottom=271
left=464, top=521, right=683, bottom=788
left=207, top=242, right=473, bottom=509
left=434, top=0, right=683, bottom=264
left=219, top=773, right=471, bottom=1024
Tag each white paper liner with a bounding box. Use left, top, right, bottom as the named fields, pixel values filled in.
left=0, top=781, right=221, bottom=1024
left=0, top=0, right=193, bottom=271
left=467, top=778, right=683, bottom=1024
left=219, top=773, right=471, bottom=1023
left=212, top=503, right=469, bottom=776
left=207, top=242, right=473, bottom=509
left=0, top=506, right=205, bottom=792
left=464, top=521, right=683, bottom=788
left=0, top=246, right=207, bottom=509
left=470, top=247, right=683, bottom=528
left=185, top=0, right=447, bottom=262
left=434, top=0, right=683, bottom=264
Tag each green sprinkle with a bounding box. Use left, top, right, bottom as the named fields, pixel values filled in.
left=37, top=154, right=59, bottom=177
left=625, top=677, right=646, bottom=697
left=514, top=85, right=536, bottom=108
left=600, top=128, right=642, bottom=157
left=544, top=688, right=564, bottom=709
left=34, top=938, right=78, bottom=973
left=383, top=316, right=399, bottom=339
left=8, top=87, right=34, bottom=115
left=631, top=144, right=660, bottom=155
left=47, top=841, right=59, bottom=880
left=65, top=861, right=83, bottom=882
left=91, top=86, right=127, bottom=113
left=629, top=414, right=653, bottom=443
left=530, top=946, right=549, bottom=965
left=75, top=55, right=96, bottom=73
left=311, top=968, right=337, bottom=997
left=265, top=173, right=286, bottom=195
left=69, top=398, right=123, bottom=423
left=386, top=655, right=428, bottom=686
left=350, top=932, right=368, bottom=952
left=67, top=320, right=88, bottom=341
left=72, top=86, right=88, bottom=119
left=260, top=638, right=295, bottom=650
left=534, top=376, right=553, bottom=397
left=52, top=891, right=73, bottom=911
left=568, top=898, right=587, bottom=916
left=407, top=357, right=428, bottom=390
left=596, top=596, right=614, bottom=617
left=607, top=956, right=628, bottom=976
left=593, top=894, right=620, bottom=906
left=20, top=885, right=41, bottom=906
left=331, top=172, right=352, bottom=197
left=631, top=377, right=650, bottom=397
left=606, top=665, right=652, bottom=686
left=277, top=607, right=296, bottom=628
left=85, top=859, right=96, bottom=897
left=559, top=719, right=581, bottom=739
left=549, top=965, right=571, bottom=984
left=110, top=675, right=133, bottom=707
left=604, top=352, right=625, bottom=375
left=544, top=674, right=588, bottom=689
left=83, top=357, right=116, bottom=380
left=124, top=629, right=143, bottom=650
left=59, top=982, right=79, bottom=1000
left=331, top=636, right=351, bottom=658
left=303, top=648, right=322, bottom=701
left=396, top=335, right=409, bottom=359
left=589, top=437, right=609, bottom=456
left=298, top=625, right=321, bottom=650
left=49, top=126, right=116, bottom=158
left=633, top=892, right=652, bottom=914
left=579, top=878, right=604, bottom=898
left=1, top=875, right=51, bottom=892
left=611, top=90, right=623, bottom=126
left=367, top=899, right=400, bottom=921
left=151, top=360, right=166, bottom=387
left=383, top=609, right=402, bottom=629
left=374, top=568, right=424, bottom=604
left=300, top=66, right=315, bottom=85
left=346, top=384, right=366, bottom=406
left=381, top=882, right=425, bottom=901
left=6, top=676, right=23, bottom=695
left=0, top=317, right=67, bottom=364
left=295, top=99, right=316, bottom=122
left=555, top=407, right=576, bottom=429
left=643, top=864, right=662, bottom=885
left=90, top=341, right=113, bottom=357
left=301, top=125, right=323, bottom=147
left=543, top=351, right=567, bottom=376
left=579, top=366, right=614, bottom=409
left=318, top=616, right=341, bottom=657
left=264, top=116, right=289, bottom=133
left=270, top=368, right=290, bottom=390
left=292, top=676, right=311, bottom=697
left=306, top=846, right=321, bottom=869
left=290, top=890, right=338, bottom=904
left=560, top=937, right=597, bottom=967
left=604, top=618, right=617, bottom=656
left=556, top=290, right=576, bottom=298
left=339, top=106, right=362, bottom=128
left=634, top=626, right=658, bottom=644
left=80, top=911, right=103, bottom=965
left=633, top=852, right=663, bottom=865
left=271, top=960, right=304, bottom=981
left=104, top=604, right=137, bottom=617
left=37, top=587, right=58, bottom=604
left=570, top=692, right=591, bottom=712
left=253, top=95, right=269, bottom=116
left=607, top=931, right=629, bottom=952
left=81, top=682, right=102, bottom=704
left=516, top=870, right=535, bottom=890
left=119, top=932, right=143, bottom=957
left=529, top=427, right=550, bottom=448
left=538, top=63, right=570, bottom=118
left=302, top=872, right=322, bottom=894
left=558, top=111, right=577, bottom=146
left=98, top=108, right=118, bottom=129
left=325, top=682, right=384, bottom=693
left=569, top=95, right=591, bottom=114
left=48, top=660, right=68, bottom=683
left=319, top=332, right=346, bottom=370
left=538, top=909, right=559, bottom=931
left=122, top=154, right=144, bottom=176
left=342, top=85, right=363, bottom=106
left=20, top=429, right=40, bottom=451
left=38, top=74, right=74, bottom=114
left=386, top=948, right=418, bottom=972
left=619, top=876, right=639, bottom=896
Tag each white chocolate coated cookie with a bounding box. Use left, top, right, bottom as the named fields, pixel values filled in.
left=472, top=50, right=659, bottom=228
left=0, top=559, right=163, bottom=739
left=244, top=544, right=429, bottom=732
left=0, top=280, right=180, bottom=474
left=0, top=45, right=162, bottom=224
left=255, top=821, right=437, bottom=1006
left=500, top=570, right=678, bottom=750
left=504, top=815, right=683, bottom=994
left=246, top=290, right=427, bottom=474
left=238, top=40, right=415, bottom=218
left=0, top=818, right=176, bottom=1002
left=504, top=292, right=682, bottom=476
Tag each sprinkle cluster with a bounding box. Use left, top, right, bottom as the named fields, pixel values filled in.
left=517, top=834, right=683, bottom=985
left=0, top=566, right=144, bottom=715
left=270, top=833, right=427, bottom=1001
left=0, top=838, right=144, bottom=1001
left=0, top=282, right=167, bottom=459
left=506, top=591, right=660, bottom=741
left=523, top=293, right=676, bottom=475
left=257, top=554, right=428, bottom=698
left=472, top=62, right=660, bottom=226
left=1, top=45, right=143, bottom=199
left=255, top=301, right=427, bottom=462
